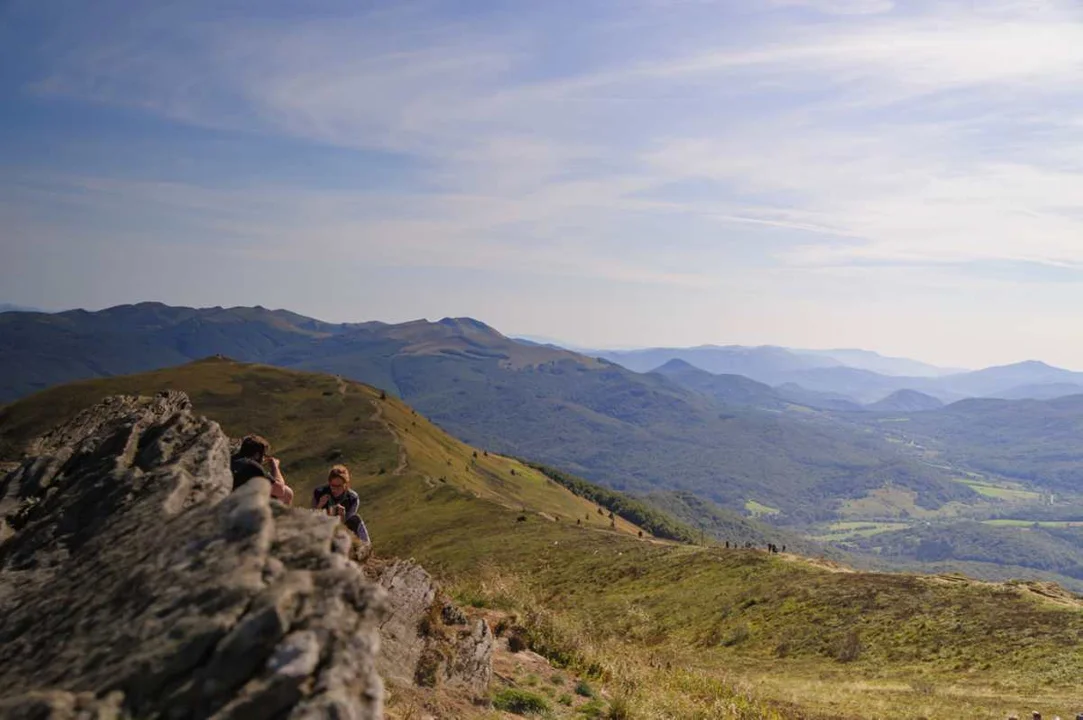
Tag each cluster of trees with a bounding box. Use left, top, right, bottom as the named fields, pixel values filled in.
left=847, top=520, right=1083, bottom=578
left=523, top=461, right=699, bottom=543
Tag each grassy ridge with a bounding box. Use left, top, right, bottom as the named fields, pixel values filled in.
left=4, top=360, right=1083, bottom=718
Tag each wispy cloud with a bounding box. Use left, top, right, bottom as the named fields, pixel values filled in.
left=7, top=0, right=1083, bottom=363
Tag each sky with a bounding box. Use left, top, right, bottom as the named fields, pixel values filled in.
left=3, top=0, right=1083, bottom=368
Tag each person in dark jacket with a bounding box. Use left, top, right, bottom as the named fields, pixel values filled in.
left=312, top=464, right=369, bottom=542
left=230, top=435, right=294, bottom=505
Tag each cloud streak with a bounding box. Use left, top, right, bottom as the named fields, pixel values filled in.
left=7, top=0, right=1083, bottom=364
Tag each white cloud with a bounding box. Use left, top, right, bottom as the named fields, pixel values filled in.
left=13, top=0, right=1083, bottom=364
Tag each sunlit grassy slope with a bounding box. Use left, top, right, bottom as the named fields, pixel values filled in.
left=3, top=359, right=1082, bottom=719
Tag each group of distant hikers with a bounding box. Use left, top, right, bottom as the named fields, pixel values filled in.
left=229, top=434, right=370, bottom=543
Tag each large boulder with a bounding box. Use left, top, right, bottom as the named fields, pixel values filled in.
left=0, top=392, right=385, bottom=720
left=374, top=560, right=493, bottom=697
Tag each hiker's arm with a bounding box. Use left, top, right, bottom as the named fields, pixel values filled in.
left=267, top=457, right=287, bottom=491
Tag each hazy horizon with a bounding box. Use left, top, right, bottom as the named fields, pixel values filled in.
left=36, top=297, right=1083, bottom=373
left=5, top=1, right=1083, bottom=369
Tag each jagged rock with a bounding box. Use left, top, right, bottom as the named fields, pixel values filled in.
left=374, top=561, right=493, bottom=696
left=0, top=392, right=385, bottom=720
left=448, top=619, right=495, bottom=694
left=441, top=600, right=468, bottom=626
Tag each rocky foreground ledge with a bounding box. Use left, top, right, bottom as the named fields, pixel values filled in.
left=0, top=392, right=491, bottom=720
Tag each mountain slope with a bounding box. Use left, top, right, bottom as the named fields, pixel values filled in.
left=0, top=302, right=349, bottom=401
left=329, top=325, right=972, bottom=520
left=596, top=344, right=839, bottom=379
left=2, top=362, right=1081, bottom=718
left=794, top=347, right=959, bottom=377
left=867, top=389, right=945, bottom=413
left=939, top=360, right=1083, bottom=398
left=991, top=382, right=1083, bottom=400
left=0, top=305, right=974, bottom=520
left=650, top=359, right=790, bottom=410
left=869, top=394, right=1083, bottom=494
left=774, top=383, right=864, bottom=411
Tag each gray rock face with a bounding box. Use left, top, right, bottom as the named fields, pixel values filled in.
left=374, top=560, right=493, bottom=697
left=0, top=392, right=385, bottom=720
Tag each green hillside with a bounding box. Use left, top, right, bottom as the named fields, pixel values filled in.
left=289, top=321, right=973, bottom=521
left=867, top=396, right=1083, bottom=493
left=3, top=360, right=1082, bottom=718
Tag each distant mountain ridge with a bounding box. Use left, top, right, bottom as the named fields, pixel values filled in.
left=595, top=344, right=957, bottom=379
left=867, top=389, right=944, bottom=413
left=0, top=303, right=972, bottom=521
left=650, top=359, right=790, bottom=410
left=793, top=347, right=964, bottom=377
left=5, top=302, right=1083, bottom=407
left=596, top=344, right=1083, bottom=404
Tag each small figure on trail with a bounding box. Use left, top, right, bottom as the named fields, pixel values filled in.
left=230, top=435, right=294, bottom=505
left=313, top=464, right=370, bottom=543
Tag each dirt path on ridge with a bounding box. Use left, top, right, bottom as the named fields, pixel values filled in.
left=370, top=398, right=408, bottom=477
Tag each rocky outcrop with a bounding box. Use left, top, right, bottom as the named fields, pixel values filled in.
left=0, top=392, right=384, bottom=720
left=374, top=561, right=493, bottom=697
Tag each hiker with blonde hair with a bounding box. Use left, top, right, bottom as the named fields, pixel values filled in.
left=312, top=464, right=369, bottom=542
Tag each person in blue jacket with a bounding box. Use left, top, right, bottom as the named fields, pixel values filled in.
left=312, top=464, right=369, bottom=543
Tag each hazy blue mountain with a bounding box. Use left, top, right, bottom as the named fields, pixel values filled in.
left=776, top=366, right=934, bottom=404
left=774, top=383, right=864, bottom=412
left=866, top=389, right=945, bottom=413
left=597, top=345, right=840, bottom=379
left=794, top=348, right=961, bottom=377
left=789, top=362, right=1083, bottom=404
left=596, top=344, right=958, bottom=381
left=936, top=361, right=1083, bottom=399
left=595, top=345, right=1083, bottom=403
left=650, top=359, right=790, bottom=410
left=990, top=383, right=1083, bottom=401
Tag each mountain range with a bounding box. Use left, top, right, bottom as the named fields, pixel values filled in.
left=2, top=304, right=1082, bottom=509
left=596, top=343, right=961, bottom=379
left=597, top=345, right=1083, bottom=404
left=0, top=303, right=976, bottom=522
left=9, top=302, right=1083, bottom=589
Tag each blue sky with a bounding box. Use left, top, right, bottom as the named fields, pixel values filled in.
left=4, top=0, right=1083, bottom=368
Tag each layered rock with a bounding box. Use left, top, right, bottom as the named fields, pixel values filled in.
left=0, top=392, right=384, bottom=720
left=373, top=561, right=493, bottom=696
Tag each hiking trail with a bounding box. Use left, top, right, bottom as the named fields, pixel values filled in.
left=371, top=396, right=409, bottom=477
